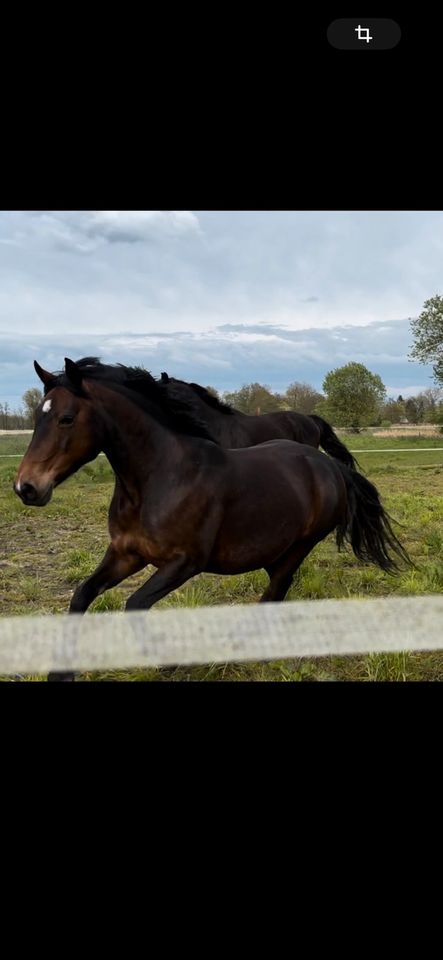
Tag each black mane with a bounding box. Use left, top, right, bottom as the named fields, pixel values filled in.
left=160, top=372, right=234, bottom=415
left=189, top=382, right=234, bottom=414
left=46, top=358, right=217, bottom=442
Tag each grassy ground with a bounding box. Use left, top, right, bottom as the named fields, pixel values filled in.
left=1, top=431, right=443, bottom=681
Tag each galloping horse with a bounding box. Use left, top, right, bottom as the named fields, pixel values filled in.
left=14, top=358, right=410, bottom=681
left=159, top=373, right=359, bottom=469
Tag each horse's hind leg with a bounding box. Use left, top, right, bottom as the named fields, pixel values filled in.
left=260, top=540, right=316, bottom=602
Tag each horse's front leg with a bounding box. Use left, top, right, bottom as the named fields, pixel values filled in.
left=69, top=544, right=146, bottom=614
left=47, top=544, right=146, bottom=682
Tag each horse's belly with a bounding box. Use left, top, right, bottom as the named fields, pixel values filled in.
left=208, top=511, right=299, bottom=573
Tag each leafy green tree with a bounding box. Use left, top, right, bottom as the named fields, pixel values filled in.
left=409, top=295, right=443, bottom=385
left=285, top=381, right=324, bottom=415
left=320, top=362, right=386, bottom=429
left=432, top=401, right=443, bottom=425
left=404, top=397, right=421, bottom=424
left=422, top=387, right=443, bottom=421
left=402, top=389, right=441, bottom=423
left=223, top=383, right=282, bottom=415
left=22, top=387, right=43, bottom=422
left=382, top=398, right=406, bottom=423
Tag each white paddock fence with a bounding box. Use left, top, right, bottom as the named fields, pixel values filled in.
left=1, top=595, right=443, bottom=676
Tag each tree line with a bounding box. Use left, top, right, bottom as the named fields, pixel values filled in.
left=220, top=366, right=443, bottom=428
left=0, top=388, right=43, bottom=429
left=1, top=368, right=443, bottom=431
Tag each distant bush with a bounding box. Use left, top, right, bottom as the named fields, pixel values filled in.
left=381, top=420, right=392, bottom=429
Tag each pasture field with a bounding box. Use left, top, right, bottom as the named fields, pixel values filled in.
left=1, top=431, right=443, bottom=681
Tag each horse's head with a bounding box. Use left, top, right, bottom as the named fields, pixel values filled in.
left=14, top=358, right=102, bottom=507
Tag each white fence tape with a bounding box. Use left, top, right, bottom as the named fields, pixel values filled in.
left=1, top=596, right=443, bottom=675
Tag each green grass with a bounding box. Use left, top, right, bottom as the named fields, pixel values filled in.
left=2, top=432, right=443, bottom=681
left=0, top=433, right=33, bottom=456
left=337, top=430, right=443, bottom=451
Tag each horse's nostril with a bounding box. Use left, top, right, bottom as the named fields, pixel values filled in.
left=20, top=482, right=37, bottom=500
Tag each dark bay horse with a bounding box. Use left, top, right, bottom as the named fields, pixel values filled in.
left=14, top=358, right=410, bottom=681
left=159, top=373, right=358, bottom=470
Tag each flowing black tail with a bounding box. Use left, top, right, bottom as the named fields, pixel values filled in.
left=335, top=463, right=412, bottom=573
left=309, top=415, right=360, bottom=471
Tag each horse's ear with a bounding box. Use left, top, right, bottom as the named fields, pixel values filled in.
left=160, top=372, right=169, bottom=383
left=34, top=360, right=56, bottom=389
left=64, top=357, right=84, bottom=389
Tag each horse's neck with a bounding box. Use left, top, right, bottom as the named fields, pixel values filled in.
left=92, top=383, right=180, bottom=489
left=188, top=393, right=221, bottom=431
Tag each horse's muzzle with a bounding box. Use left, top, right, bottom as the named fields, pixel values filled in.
left=13, top=480, right=53, bottom=507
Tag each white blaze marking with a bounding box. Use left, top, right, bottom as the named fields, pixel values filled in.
left=42, top=399, right=52, bottom=413
left=16, top=479, right=21, bottom=492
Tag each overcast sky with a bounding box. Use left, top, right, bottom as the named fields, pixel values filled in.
left=0, top=210, right=441, bottom=406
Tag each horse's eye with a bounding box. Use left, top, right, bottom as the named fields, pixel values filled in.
left=59, top=415, right=74, bottom=426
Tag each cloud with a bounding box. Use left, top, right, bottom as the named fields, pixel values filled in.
left=0, top=210, right=200, bottom=255
left=1, top=211, right=443, bottom=339
left=0, top=317, right=436, bottom=407
left=85, top=210, right=201, bottom=244
left=216, top=323, right=291, bottom=334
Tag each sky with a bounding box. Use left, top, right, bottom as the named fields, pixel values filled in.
left=0, top=210, right=441, bottom=407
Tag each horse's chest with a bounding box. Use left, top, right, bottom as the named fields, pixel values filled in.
left=108, top=504, right=159, bottom=561
left=110, top=500, right=181, bottom=565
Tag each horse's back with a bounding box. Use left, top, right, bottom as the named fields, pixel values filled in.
left=260, top=411, right=320, bottom=446
left=229, top=438, right=329, bottom=462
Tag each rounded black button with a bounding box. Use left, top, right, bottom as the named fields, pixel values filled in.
left=328, top=19, right=401, bottom=51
